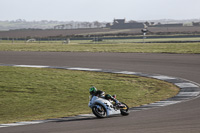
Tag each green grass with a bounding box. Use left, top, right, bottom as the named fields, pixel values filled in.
left=1, top=37, right=200, bottom=53
left=0, top=66, right=179, bottom=124
left=102, top=37, right=200, bottom=43
left=0, top=41, right=200, bottom=53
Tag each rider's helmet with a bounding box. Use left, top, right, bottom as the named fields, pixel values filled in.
left=89, top=86, right=97, bottom=95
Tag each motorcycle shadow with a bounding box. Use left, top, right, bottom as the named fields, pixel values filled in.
left=51, top=114, right=122, bottom=123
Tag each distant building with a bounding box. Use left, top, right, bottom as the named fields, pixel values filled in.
left=144, top=21, right=185, bottom=28
left=144, top=21, right=155, bottom=27
left=192, top=22, right=200, bottom=26
left=106, top=19, right=144, bottom=29
left=154, top=23, right=183, bottom=27
left=113, top=19, right=126, bottom=24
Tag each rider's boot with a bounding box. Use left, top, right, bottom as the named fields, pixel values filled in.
left=116, top=103, right=126, bottom=109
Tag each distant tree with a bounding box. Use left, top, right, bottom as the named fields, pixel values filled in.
left=88, top=23, right=92, bottom=28
left=93, top=21, right=101, bottom=28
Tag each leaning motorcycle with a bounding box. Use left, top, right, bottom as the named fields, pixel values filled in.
left=88, top=95, right=129, bottom=118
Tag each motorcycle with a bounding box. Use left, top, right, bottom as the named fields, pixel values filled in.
left=88, top=95, right=129, bottom=118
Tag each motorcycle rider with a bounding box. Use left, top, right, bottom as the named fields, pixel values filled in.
left=89, top=86, right=124, bottom=108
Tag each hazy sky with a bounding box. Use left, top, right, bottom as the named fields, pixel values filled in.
left=1, top=0, right=200, bottom=22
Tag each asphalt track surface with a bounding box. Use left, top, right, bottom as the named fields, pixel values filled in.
left=0, top=51, right=200, bottom=133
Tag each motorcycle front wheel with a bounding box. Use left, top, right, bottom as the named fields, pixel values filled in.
left=92, top=104, right=107, bottom=118
left=120, top=102, right=129, bottom=116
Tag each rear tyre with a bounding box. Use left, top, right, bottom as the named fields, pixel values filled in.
left=92, top=104, right=107, bottom=118
left=120, top=102, right=129, bottom=116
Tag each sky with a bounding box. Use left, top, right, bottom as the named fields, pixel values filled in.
left=0, top=0, right=200, bottom=22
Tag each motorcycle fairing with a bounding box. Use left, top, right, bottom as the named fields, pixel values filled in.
left=89, top=96, right=120, bottom=116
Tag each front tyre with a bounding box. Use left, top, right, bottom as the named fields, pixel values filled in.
left=120, top=102, right=129, bottom=116
left=92, top=104, right=107, bottom=118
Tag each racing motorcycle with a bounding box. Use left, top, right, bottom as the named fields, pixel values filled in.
left=88, top=95, right=129, bottom=118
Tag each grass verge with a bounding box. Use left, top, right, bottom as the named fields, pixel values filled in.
left=0, top=41, right=200, bottom=53
left=0, top=66, right=179, bottom=124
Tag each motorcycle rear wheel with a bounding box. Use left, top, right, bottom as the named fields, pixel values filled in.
left=92, top=104, right=107, bottom=118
